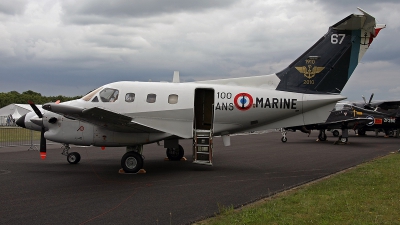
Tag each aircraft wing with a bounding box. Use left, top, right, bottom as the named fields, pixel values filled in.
left=42, top=103, right=163, bottom=133
left=322, top=117, right=373, bottom=128
left=372, top=101, right=400, bottom=111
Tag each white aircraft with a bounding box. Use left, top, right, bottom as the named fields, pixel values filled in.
left=17, top=8, right=385, bottom=173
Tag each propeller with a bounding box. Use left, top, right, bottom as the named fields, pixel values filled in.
left=362, top=93, right=374, bottom=110
left=28, top=100, right=46, bottom=160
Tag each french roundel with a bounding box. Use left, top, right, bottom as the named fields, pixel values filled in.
left=366, top=115, right=375, bottom=126
left=234, top=93, right=253, bottom=111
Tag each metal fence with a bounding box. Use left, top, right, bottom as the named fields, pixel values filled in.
left=0, top=126, right=41, bottom=149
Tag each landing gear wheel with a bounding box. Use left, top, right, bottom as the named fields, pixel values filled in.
left=67, top=152, right=81, bottom=164
left=318, top=132, right=327, bottom=141
left=281, top=137, right=287, bottom=143
left=121, top=151, right=144, bottom=173
left=332, top=130, right=340, bottom=137
left=166, top=145, right=184, bottom=161
left=339, top=135, right=348, bottom=143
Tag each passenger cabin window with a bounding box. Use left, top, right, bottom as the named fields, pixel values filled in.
left=100, top=88, right=119, bottom=102
left=168, top=94, right=178, bottom=104
left=92, top=96, right=99, bottom=102
left=147, top=94, right=156, bottom=103
left=125, top=93, right=135, bottom=102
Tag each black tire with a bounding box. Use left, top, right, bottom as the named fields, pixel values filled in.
left=121, top=151, right=143, bottom=173
left=67, top=152, right=81, bottom=164
left=340, top=136, right=348, bottom=143
left=318, top=132, right=327, bottom=141
left=281, top=137, right=287, bottom=143
left=332, top=130, right=340, bottom=137
left=166, top=145, right=184, bottom=161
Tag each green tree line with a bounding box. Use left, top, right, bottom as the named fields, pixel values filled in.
left=0, top=90, right=82, bottom=108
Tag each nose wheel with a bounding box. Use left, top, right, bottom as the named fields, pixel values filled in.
left=67, top=152, right=81, bottom=164
left=61, top=144, right=81, bottom=164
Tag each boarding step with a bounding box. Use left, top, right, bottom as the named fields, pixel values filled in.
left=193, top=129, right=213, bottom=166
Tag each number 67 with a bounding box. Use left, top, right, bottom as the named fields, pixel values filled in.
left=331, top=34, right=345, bottom=44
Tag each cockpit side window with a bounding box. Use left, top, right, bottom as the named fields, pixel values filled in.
left=100, top=88, right=119, bottom=102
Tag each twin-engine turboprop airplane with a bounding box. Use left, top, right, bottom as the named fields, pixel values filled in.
left=17, top=8, right=385, bottom=173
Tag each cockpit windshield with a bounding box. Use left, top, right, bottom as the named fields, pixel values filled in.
left=334, top=103, right=351, bottom=111
left=81, top=87, right=103, bottom=101
left=100, top=88, right=119, bottom=102
left=81, top=87, right=120, bottom=103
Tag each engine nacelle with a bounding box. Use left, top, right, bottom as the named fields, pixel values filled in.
left=43, top=114, right=170, bottom=146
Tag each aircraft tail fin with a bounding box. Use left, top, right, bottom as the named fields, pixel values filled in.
left=275, top=8, right=385, bottom=94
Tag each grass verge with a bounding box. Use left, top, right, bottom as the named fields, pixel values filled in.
left=196, top=153, right=400, bottom=225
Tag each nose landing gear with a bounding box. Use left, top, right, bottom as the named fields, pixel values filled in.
left=61, top=144, right=81, bottom=164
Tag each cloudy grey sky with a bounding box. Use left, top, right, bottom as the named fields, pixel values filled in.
left=0, top=0, right=399, bottom=101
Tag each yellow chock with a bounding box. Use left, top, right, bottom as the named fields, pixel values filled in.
left=164, top=157, right=187, bottom=161
left=118, top=168, right=146, bottom=174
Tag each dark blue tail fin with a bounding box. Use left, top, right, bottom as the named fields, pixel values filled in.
left=276, top=8, right=385, bottom=94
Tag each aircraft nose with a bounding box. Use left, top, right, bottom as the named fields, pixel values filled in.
left=16, top=115, right=26, bottom=128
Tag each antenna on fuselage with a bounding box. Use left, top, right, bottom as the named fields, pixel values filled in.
left=173, top=71, right=180, bottom=83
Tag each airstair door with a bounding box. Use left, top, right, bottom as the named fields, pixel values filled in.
left=193, top=88, right=214, bottom=166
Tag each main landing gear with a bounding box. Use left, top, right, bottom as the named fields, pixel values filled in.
left=166, top=145, right=184, bottom=161
left=331, top=130, right=340, bottom=137
left=280, top=128, right=287, bottom=143
left=121, top=145, right=144, bottom=173
left=121, top=151, right=144, bottom=173
left=334, top=129, right=349, bottom=145
left=61, top=144, right=81, bottom=164
left=120, top=144, right=185, bottom=173
left=317, top=130, right=327, bottom=141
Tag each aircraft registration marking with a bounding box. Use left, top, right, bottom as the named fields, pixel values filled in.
left=384, top=118, right=396, bottom=123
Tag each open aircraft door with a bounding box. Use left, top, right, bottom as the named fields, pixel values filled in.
left=193, top=88, right=214, bottom=166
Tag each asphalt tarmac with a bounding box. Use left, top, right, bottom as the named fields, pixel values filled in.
left=0, top=131, right=399, bottom=225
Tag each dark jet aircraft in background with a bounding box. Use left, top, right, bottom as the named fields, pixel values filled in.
left=345, top=94, right=400, bottom=136
left=281, top=97, right=400, bottom=144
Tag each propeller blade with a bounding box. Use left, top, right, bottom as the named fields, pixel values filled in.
left=28, top=100, right=46, bottom=159
left=368, top=93, right=374, bottom=104
left=362, top=95, right=366, bottom=104
left=40, top=126, right=46, bottom=160
left=28, top=100, right=43, bottom=118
